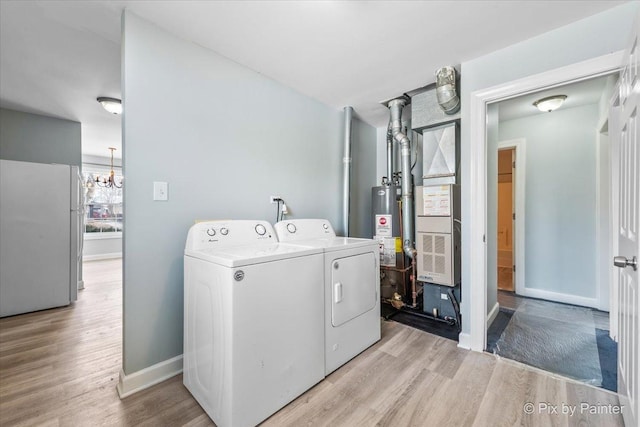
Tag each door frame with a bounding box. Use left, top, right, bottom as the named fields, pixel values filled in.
left=496, top=139, right=526, bottom=295
left=608, top=87, right=622, bottom=340
left=468, top=51, right=623, bottom=352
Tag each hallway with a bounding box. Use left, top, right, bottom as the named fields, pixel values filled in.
left=488, top=292, right=616, bottom=391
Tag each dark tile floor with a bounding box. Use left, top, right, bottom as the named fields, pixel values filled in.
left=487, top=291, right=617, bottom=392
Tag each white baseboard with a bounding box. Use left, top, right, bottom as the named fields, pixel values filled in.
left=521, top=287, right=598, bottom=309
left=83, top=253, right=122, bottom=261
left=457, top=332, right=471, bottom=350
left=487, top=302, right=500, bottom=328
left=116, top=355, right=183, bottom=399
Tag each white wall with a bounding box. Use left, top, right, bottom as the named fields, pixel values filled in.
left=486, top=103, right=500, bottom=315
left=459, top=1, right=638, bottom=336
left=497, top=104, right=599, bottom=302
left=83, top=234, right=122, bottom=260
left=595, top=74, right=618, bottom=311
left=122, top=12, right=375, bottom=374
left=83, top=153, right=122, bottom=168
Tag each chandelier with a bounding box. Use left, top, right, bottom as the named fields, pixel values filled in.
left=95, top=147, right=123, bottom=188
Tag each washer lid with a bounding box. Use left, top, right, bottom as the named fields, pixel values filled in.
left=277, top=237, right=378, bottom=253
left=185, top=242, right=323, bottom=267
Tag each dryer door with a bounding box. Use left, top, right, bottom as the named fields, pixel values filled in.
left=331, top=252, right=377, bottom=327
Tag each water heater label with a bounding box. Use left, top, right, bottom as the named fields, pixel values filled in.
left=375, top=236, right=396, bottom=267
left=375, top=214, right=393, bottom=237
left=423, top=186, right=451, bottom=216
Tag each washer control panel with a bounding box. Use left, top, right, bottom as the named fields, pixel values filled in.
left=274, top=219, right=336, bottom=241
left=185, top=220, right=276, bottom=252
left=255, top=224, right=267, bottom=236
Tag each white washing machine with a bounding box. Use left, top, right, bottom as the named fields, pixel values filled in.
left=274, top=219, right=380, bottom=375
left=183, top=220, right=324, bottom=427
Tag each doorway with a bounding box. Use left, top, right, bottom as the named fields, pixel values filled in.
left=473, top=60, right=622, bottom=392
left=467, top=53, right=624, bottom=356
left=497, top=147, right=515, bottom=292
left=486, top=75, right=618, bottom=390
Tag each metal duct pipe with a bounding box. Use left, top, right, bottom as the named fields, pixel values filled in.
left=435, top=66, right=460, bottom=115
left=386, top=121, right=394, bottom=182
left=342, top=106, right=353, bottom=237
left=388, top=98, right=415, bottom=259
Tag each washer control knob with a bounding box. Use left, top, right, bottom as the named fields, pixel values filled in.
left=287, top=223, right=297, bottom=233
left=255, top=224, right=267, bottom=236
left=206, top=227, right=216, bottom=237
left=220, top=227, right=229, bottom=236
left=323, top=223, right=329, bottom=230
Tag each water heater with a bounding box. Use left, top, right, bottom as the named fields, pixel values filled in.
left=371, top=185, right=407, bottom=299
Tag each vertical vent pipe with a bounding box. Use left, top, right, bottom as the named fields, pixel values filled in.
left=386, top=121, right=393, bottom=182
left=343, top=106, right=353, bottom=237
left=388, top=98, right=415, bottom=259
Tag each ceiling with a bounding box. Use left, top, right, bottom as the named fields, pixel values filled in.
left=497, top=74, right=613, bottom=122
left=0, top=1, right=626, bottom=158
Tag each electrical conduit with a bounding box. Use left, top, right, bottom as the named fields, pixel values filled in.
left=342, top=106, right=353, bottom=237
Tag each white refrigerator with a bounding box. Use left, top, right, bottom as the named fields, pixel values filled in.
left=0, top=159, right=83, bottom=317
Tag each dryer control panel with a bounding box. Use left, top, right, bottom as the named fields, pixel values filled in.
left=274, top=219, right=336, bottom=241
left=185, top=220, right=276, bottom=252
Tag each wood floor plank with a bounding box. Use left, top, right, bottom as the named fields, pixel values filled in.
left=0, top=259, right=626, bottom=427
left=415, top=350, right=494, bottom=426
left=473, top=358, right=535, bottom=427
left=374, top=368, right=447, bottom=427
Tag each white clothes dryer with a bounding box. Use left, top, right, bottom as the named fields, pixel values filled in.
left=274, top=219, right=380, bottom=375
left=183, top=220, right=324, bottom=427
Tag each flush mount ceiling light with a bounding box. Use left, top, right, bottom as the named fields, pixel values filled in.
left=97, top=97, right=122, bottom=115
left=533, top=95, right=567, bottom=112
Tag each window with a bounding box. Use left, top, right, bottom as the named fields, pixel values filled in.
left=82, top=164, right=123, bottom=234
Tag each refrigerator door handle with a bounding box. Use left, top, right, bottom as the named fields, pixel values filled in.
left=69, top=166, right=80, bottom=302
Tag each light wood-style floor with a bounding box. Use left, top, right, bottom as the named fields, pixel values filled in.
left=0, top=259, right=624, bottom=426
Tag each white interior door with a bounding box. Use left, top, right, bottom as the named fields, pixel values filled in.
left=613, top=10, right=639, bottom=427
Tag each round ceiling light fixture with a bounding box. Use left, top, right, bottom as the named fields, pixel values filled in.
left=533, top=95, right=567, bottom=112
left=97, top=97, right=122, bottom=115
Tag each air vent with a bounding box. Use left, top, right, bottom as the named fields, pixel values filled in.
left=417, top=232, right=453, bottom=286
left=423, top=254, right=433, bottom=272
left=423, top=234, right=433, bottom=253
left=435, top=255, right=446, bottom=274
left=434, top=235, right=445, bottom=254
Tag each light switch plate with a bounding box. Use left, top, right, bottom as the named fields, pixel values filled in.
left=153, top=181, right=168, bottom=201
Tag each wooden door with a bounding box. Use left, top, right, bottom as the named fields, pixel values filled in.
left=497, top=148, right=514, bottom=291
left=614, top=10, right=639, bottom=426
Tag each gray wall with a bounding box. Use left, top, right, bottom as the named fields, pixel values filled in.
left=122, top=12, right=375, bottom=374
left=0, top=108, right=81, bottom=166
left=496, top=104, right=599, bottom=299
left=349, top=116, right=377, bottom=238
left=459, top=1, right=637, bottom=336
